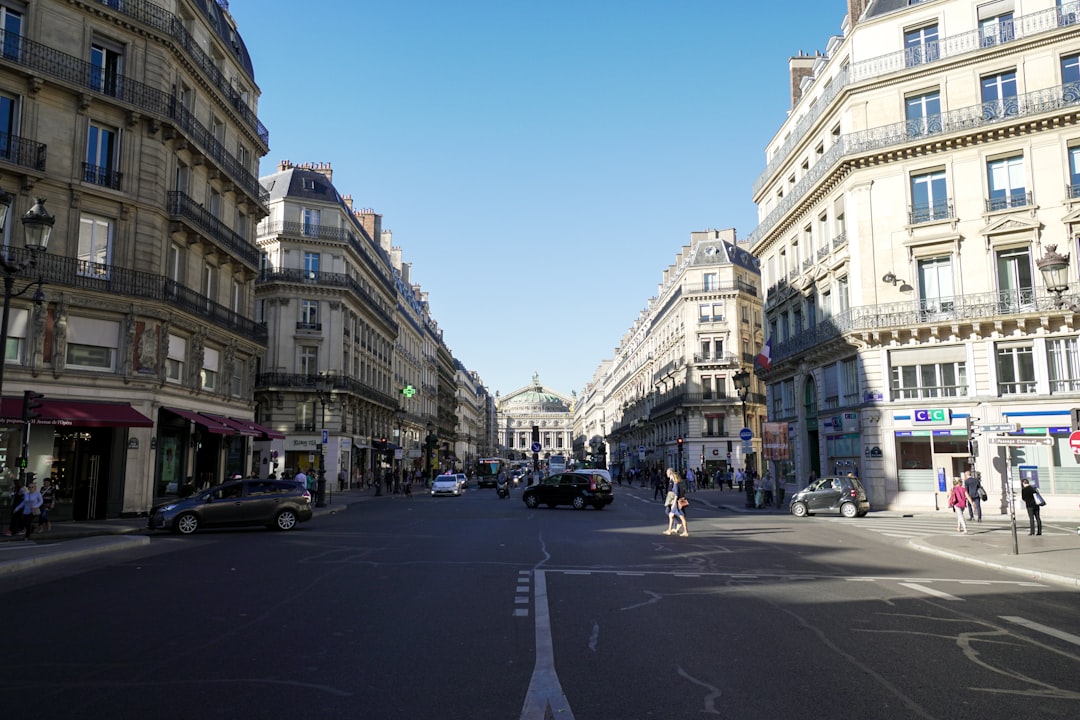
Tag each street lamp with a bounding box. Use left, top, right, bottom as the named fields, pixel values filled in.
left=0, top=196, right=55, bottom=395
left=732, top=366, right=753, bottom=468
left=1036, top=244, right=1074, bottom=309
left=313, top=371, right=333, bottom=507
left=424, top=421, right=438, bottom=483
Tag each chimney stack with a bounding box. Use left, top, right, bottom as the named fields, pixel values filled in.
left=789, top=51, right=816, bottom=108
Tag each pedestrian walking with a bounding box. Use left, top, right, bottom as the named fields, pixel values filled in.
left=294, top=468, right=308, bottom=491
left=963, top=470, right=984, bottom=523
left=685, top=467, right=696, bottom=493
left=948, top=478, right=970, bottom=534
left=663, top=469, right=688, bottom=537
left=735, top=467, right=745, bottom=493
left=4, top=478, right=25, bottom=536
left=1020, top=478, right=1043, bottom=536
left=13, top=481, right=43, bottom=540
left=39, top=478, right=56, bottom=532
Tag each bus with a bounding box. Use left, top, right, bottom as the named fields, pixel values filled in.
left=475, top=457, right=508, bottom=488
left=547, top=454, right=567, bottom=474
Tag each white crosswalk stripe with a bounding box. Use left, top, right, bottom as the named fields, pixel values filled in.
left=817, top=516, right=1014, bottom=539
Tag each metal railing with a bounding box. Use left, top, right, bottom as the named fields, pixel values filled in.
left=256, top=372, right=399, bottom=409
left=908, top=200, right=954, bottom=225
left=2, top=245, right=266, bottom=344
left=0, top=131, right=46, bottom=171
left=82, top=162, right=122, bottom=190
left=985, top=191, right=1033, bottom=213
left=0, top=30, right=266, bottom=204
left=257, top=219, right=395, bottom=287
left=295, top=322, right=322, bottom=332
left=167, top=191, right=259, bottom=267
left=772, top=285, right=1078, bottom=364
left=257, top=268, right=397, bottom=331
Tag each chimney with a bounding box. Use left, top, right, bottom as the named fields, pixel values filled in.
left=848, top=0, right=870, bottom=26
left=277, top=159, right=293, bottom=172
left=342, top=193, right=353, bottom=211
left=353, top=208, right=381, bottom=241
left=300, top=161, right=333, bottom=182
left=789, top=52, right=816, bottom=108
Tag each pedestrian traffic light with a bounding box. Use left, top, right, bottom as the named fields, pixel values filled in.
left=21, top=390, right=44, bottom=421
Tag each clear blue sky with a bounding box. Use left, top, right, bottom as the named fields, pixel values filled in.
left=232, top=1, right=844, bottom=399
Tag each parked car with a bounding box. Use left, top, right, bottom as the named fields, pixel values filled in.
left=148, top=479, right=313, bottom=535
left=453, top=473, right=469, bottom=490
left=789, top=475, right=869, bottom=518
left=521, top=471, right=613, bottom=510
left=431, top=475, right=464, bottom=497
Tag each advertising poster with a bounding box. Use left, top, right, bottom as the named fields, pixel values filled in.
left=763, top=422, right=790, bottom=460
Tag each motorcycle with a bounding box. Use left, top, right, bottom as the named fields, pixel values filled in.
left=496, top=479, right=510, bottom=499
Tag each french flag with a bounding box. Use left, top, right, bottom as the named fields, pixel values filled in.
left=755, top=337, right=773, bottom=371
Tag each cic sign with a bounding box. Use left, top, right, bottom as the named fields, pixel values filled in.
left=913, top=408, right=951, bottom=425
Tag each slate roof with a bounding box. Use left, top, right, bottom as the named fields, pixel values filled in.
left=192, top=0, right=256, bottom=81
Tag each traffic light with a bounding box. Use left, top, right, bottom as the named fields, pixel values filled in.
left=677, top=437, right=683, bottom=449
left=1072, top=408, right=1080, bottom=431
left=21, top=390, right=44, bottom=422
left=966, top=416, right=980, bottom=458
left=532, top=425, right=540, bottom=443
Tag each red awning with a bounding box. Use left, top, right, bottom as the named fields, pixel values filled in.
left=203, top=413, right=260, bottom=437
left=0, top=398, right=154, bottom=427
left=243, top=419, right=286, bottom=440
left=163, top=407, right=235, bottom=435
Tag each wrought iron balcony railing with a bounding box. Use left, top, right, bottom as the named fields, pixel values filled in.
left=167, top=191, right=259, bottom=267
left=82, top=162, right=122, bottom=190
left=0, top=30, right=267, bottom=205
left=0, top=131, right=46, bottom=171
left=296, top=322, right=322, bottom=332
left=772, top=285, right=1077, bottom=364
left=985, top=191, right=1033, bottom=213
left=2, top=245, right=266, bottom=344
left=256, top=219, right=395, bottom=287
left=255, top=372, right=399, bottom=409
left=908, top=200, right=954, bottom=225
left=92, top=0, right=268, bottom=147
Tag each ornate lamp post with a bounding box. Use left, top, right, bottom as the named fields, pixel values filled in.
left=0, top=196, right=55, bottom=396
left=424, top=421, right=438, bottom=484
left=732, top=366, right=753, bottom=468
left=1036, top=244, right=1074, bottom=309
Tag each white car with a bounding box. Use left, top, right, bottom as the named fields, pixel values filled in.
left=431, top=475, right=463, bottom=497
left=453, top=473, right=469, bottom=490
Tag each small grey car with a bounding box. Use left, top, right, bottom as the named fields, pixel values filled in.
left=148, top=479, right=313, bottom=534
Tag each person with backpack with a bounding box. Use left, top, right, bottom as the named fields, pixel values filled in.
left=947, top=478, right=971, bottom=534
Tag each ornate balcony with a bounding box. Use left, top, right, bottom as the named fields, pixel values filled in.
left=257, top=268, right=398, bottom=332
left=908, top=200, right=954, bottom=225
left=0, top=131, right=46, bottom=171
left=256, top=372, right=399, bottom=410
left=167, top=191, right=259, bottom=268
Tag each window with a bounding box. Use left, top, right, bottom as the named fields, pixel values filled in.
left=207, top=187, right=222, bottom=218
left=703, top=272, right=717, bottom=291
left=303, top=251, right=320, bottom=279
left=166, top=335, right=185, bottom=383
left=781, top=379, right=796, bottom=416
left=704, top=415, right=726, bottom=437
left=996, top=344, right=1035, bottom=394
left=905, top=90, right=941, bottom=137
left=3, top=307, right=25, bottom=364
left=700, top=339, right=711, bottom=358
left=86, top=122, right=120, bottom=189
left=822, top=362, right=839, bottom=409
left=996, top=247, right=1033, bottom=310
left=1062, top=0, right=1080, bottom=27
left=986, top=155, right=1027, bottom=210
left=837, top=276, right=850, bottom=314
left=300, top=299, right=319, bottom=328
left=204, top=264, right=215, bottom=309
left=1068, top=144, right=1080, bottom=198
left=981, top=70, right=1018, bottom=118
left=168, top=243, right=180, bottom=282
left=201, top=347, right=219, bottom=391
left=979, top=12, right=1014, bottom=47
left=90, top=40, right=122, bottom=96
left=1048, top=337, right=1080, bottom=392
left=77, top=214, right=112, bottom=277
left=891, top=362, right=967, bottom=399
left=0, top=5, right=21, bottom=60
left=910, top=169, right=949, bottom=222
left=918, top=256, right=954, bottom=314
left=0, top=90, right=18, bottom=166
left=65, top=316, right=119, bottom=371
left=699, top=304, right=710, bottom=322
left=904, top=24, right=939, bottom=67
left=702, top=375, right=713, bottom=400
left=1064, top=52, right=1080, bottom=87
left=841, top=357, right=859, bottom=405
left=780, top=312, right=790, bottom=342
left=302, top=208, right=320, bottom=236
left=299, top=346, right=319, bottom=377
left=174, top=161, right=189, bottom=194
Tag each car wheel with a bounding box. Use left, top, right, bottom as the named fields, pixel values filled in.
left=525, top=495, right=539, bottom=508
left=274, top=509, right=299, bottom=530
left=572, top=496, right=586, bottom=510
left=840, top=502, right=858, bottom=519
left=790, top=501, right=808, bottom=518
left=174, top=512, right=199, bottom=535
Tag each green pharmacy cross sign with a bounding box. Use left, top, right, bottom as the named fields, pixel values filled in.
left=401, top=385, right=417, bottom=398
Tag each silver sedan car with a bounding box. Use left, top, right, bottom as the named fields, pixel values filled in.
left=431, top=475, right=463, bottom=497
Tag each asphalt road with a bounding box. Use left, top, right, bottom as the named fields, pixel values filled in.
left=3, top=486, right=1078, bottom=720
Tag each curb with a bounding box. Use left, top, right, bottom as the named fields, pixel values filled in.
left=908, top=537, right=1080, bottom=591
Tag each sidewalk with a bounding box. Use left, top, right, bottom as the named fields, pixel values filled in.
left=3, top=485, right=1079, bottom=590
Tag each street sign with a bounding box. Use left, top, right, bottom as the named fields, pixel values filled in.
left=1069, top=431, right=1080, bottom=453
left=530, top=442, right=542, bottom=453
left=739, top=428, right=753, bottom=442
left=321, top=429, right=329, bottom=444
left=989, top=435, right=1054, bottom=446
left=977, top=423, right=1019, bottom=433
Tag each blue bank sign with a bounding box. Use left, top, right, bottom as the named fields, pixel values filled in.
left=913, top=408, right=951, bottom=425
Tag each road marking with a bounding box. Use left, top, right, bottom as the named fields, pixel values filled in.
left=520, top=570, right=575, bottom=720
left=897, top=582, right=963, bottom=601
left=1001, top=616, right=1080, bottom=647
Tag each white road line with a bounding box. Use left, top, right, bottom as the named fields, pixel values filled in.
left=897, top=582, right=963, bottom=601
left=519, top=570, right=575, bottom=720
left=1001, top=616, right=1080, bottom=647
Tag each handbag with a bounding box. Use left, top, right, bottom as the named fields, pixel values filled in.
left=1035, top=490, right=1046, bottom=507
left=979, top=486, right=988, bottom=502
left=677, top=497, right=689, bottom=510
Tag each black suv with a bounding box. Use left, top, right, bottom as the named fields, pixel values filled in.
left=789, top=475, right=869, bottom=518
left=522, top=471, right=614, bottom=510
